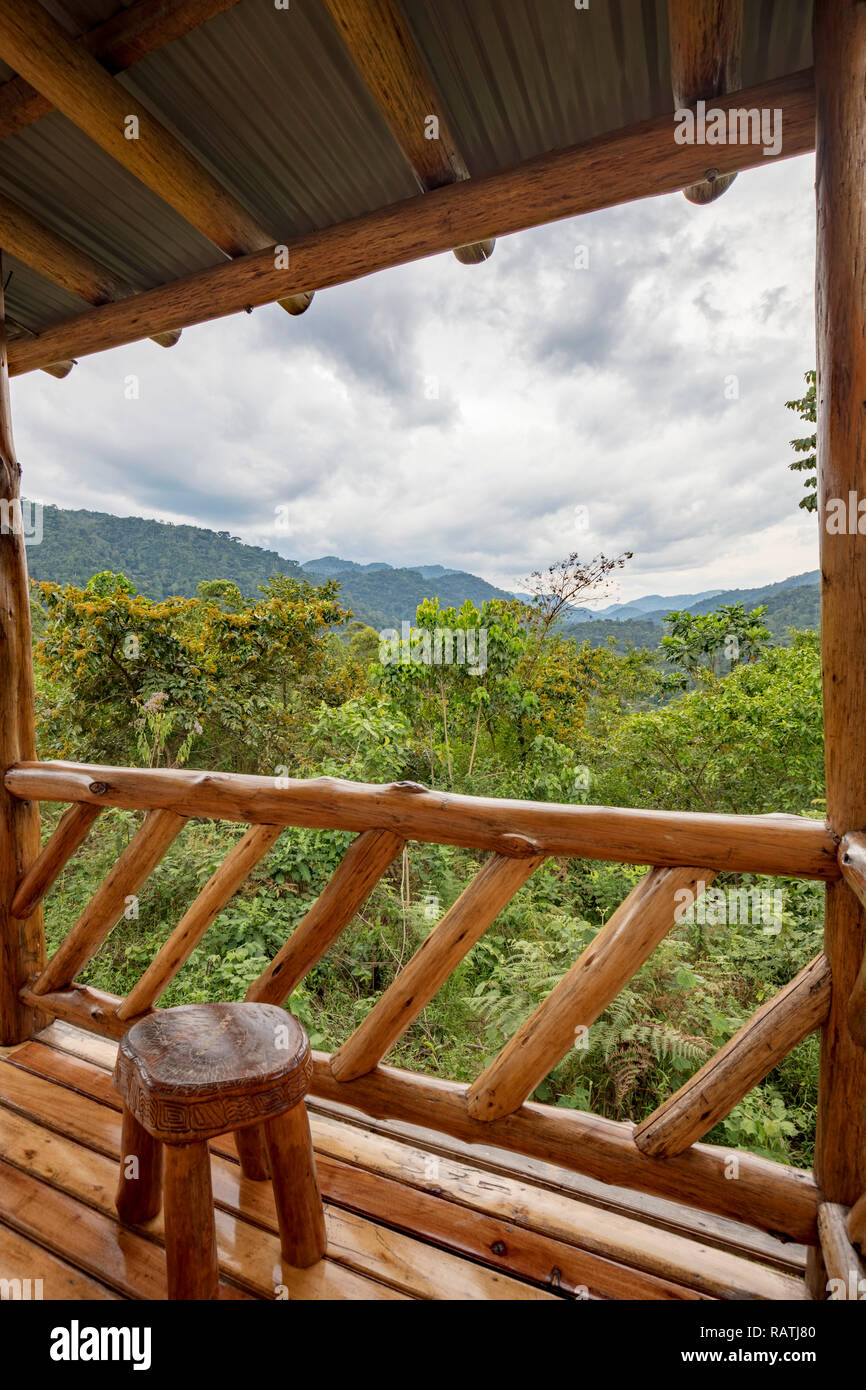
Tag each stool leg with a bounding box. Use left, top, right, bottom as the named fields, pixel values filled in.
left=164, top=1143, right=219, bottom=1300
left=264, top=1103, right=327, bottom=1268
left=235, top=1123, right=270, bottom=1180
left=116, top=1106, right=162, bottom=1223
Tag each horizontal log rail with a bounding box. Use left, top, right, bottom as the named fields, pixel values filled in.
left=3, top=761, right=840, bottom=877
left=6, top=755, right=848, bottom=1254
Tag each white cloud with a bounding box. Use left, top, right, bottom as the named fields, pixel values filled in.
left=12, top=152, right=819, bottom=601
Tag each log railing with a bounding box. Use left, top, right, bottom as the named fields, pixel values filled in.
left=2, top=757, right=848, bottom=1253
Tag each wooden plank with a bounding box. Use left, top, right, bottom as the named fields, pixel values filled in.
left=247, top=828, right=403, bottom=1006
left=0, top=1101, right=406, bottom=1300
left=4, top=760, right=839, bottom=878
left=634, top=954, right=832, bottom=1157
left=31, top=809, right=185, bottom=996
left=818, top=1202, right=866, bottom=1298
left=11, top=803, right=102, bottom=920
left=0, top=1061, right=548, bottom=1300
left=0, top=278, right=45, bottom=1044
left=330, top=851, right=545, bottom=1081
left=0, top=0, right=244, bottom=140
left=16, top=1031, right=808, bottom=1273
left=309, top=1118, right=800, bottom=1300
left=118, top=823, right=283, bottom=1018
left=668, top=0, right=743, bottom=203
left=0, top=1158, right=248, bottom=1299
left=0, top=1214, right=120, bottom=1300
left=5, top=68, right=816, bottom=376
left=310, top=1055, right=820, bottom=1245
left=468, top=868, right=715, bottom=1121
left=315, top=1152, right=705, bottom=1300
left=813, top=0, right=866, bottom=1207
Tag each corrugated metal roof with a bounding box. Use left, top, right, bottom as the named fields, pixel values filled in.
left=0, top=0, right=814, bottom=343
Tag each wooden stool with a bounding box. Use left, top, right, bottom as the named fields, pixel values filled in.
left=113, top=1002, right=327, bottom=1299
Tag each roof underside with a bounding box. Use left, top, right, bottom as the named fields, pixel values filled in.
left=0, top=0, right=814, bottom=363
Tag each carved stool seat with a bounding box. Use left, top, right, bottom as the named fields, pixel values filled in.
left=113, top=1002, right=326, bottom=1299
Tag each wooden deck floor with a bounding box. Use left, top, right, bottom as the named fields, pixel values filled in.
left=0, top=1023, right=809, bottom=1301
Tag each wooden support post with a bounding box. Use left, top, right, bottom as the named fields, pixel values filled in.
left=813, top=0, right=866, bottom=1206
left=817, top=1203, right=866, bottom=1299
left=11, top=802, right=101, bottom=921
left=0, top=263, right=45, bottom=1044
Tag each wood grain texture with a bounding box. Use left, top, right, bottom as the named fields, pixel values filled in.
left=840, top=834, right=866, bottom=1043
left=113, top=1002, right=312, bottom=1142
left=19, top=1030, right=809, bottom=1275
left=310, top=1055, right=820, bottom=1245
left=264, top=1103, right=327, bottom=1267
left=0, top=0, right=267, bottom=258
left=246, top=828, right=403, bottom=1006
left=4, top=759, right=840, bottom=877
left=813, top=0, right=866, bottom=1206
left=467, top=868, right=715, bottom=1121
left=818, top=1202, right=866, bottom=1297
left=0, top=193, right=129, bottom=304
left=118, top=823, right=283, bottom=1018
left=31, top=808, right=185, bottom=996
left=668, top=0, right=743, bottom=203
left=20, top=981, right=144, bottom=1039
left=5, top=68, right=816, bottom=376
left=0, top=1213, right=120, bottom=1299
left=330, top=851, right=545, bottom=1081
left=0, top=279, right=45, bottom=1044
left=634, top=954, right=832, bottom=1157
left=11, top=802, right=101, bottom=921
left=164, top=1141, right=219, bottom=1298
left=847, top=1190, right=866, bottom=1252
left=0, top=0, right=244, bottom=140
left=115, top=1103, right=163, bottom=1224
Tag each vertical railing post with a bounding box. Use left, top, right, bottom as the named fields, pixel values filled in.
left=812, top=0, right=866, bottom=1265
left=0, top=259, right=45, bottom=1042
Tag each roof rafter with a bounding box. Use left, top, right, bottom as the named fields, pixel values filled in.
left=0, top=0, right=311, bottom=315
left=7, top=67, right=816, bottom=378
left=321, top=0, right=494, bottom=265
left=0, top=0, right=244, bottom=142
left=668, top=0, right=744, bottom=204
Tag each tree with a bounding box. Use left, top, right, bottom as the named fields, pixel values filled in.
left=660, top=604, right=770, bottom=688
left=519, top=551, right=633, bottom=678
left=785, top=370, right=817, bottom=513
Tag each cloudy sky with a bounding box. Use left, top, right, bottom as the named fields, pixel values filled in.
left=12, top=149, right=819, bottom=604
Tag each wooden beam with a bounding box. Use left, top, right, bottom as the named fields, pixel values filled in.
left=2, top=759, right=840, bottom=879
left=321, top=0, right=494, bottom=264
left=467, top=868, right=714, bottom=1122
left=0, top=191, right=185, bottom=354
left=330, top=852, right=546, bottom=1082
left=246, top=828, right=404, bottom=1007
left=634, top=954, right=832, bottom=1157
left=19, top=981, right=150, bottom=1040
left=668, top=0, right=743, bottom=203
left=5, top=67, right=816, bottom=376
left=11, top=802, right=101, bottom=920
left=813, top=0, right=866, bottom=1207
left=30, top=808, right=185, bottom=996
left=0, top=0, right=244, bottom=141
left=309, top=1057, right=820, bottom=1245
left=0, top=265, right=45, bottom=1043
